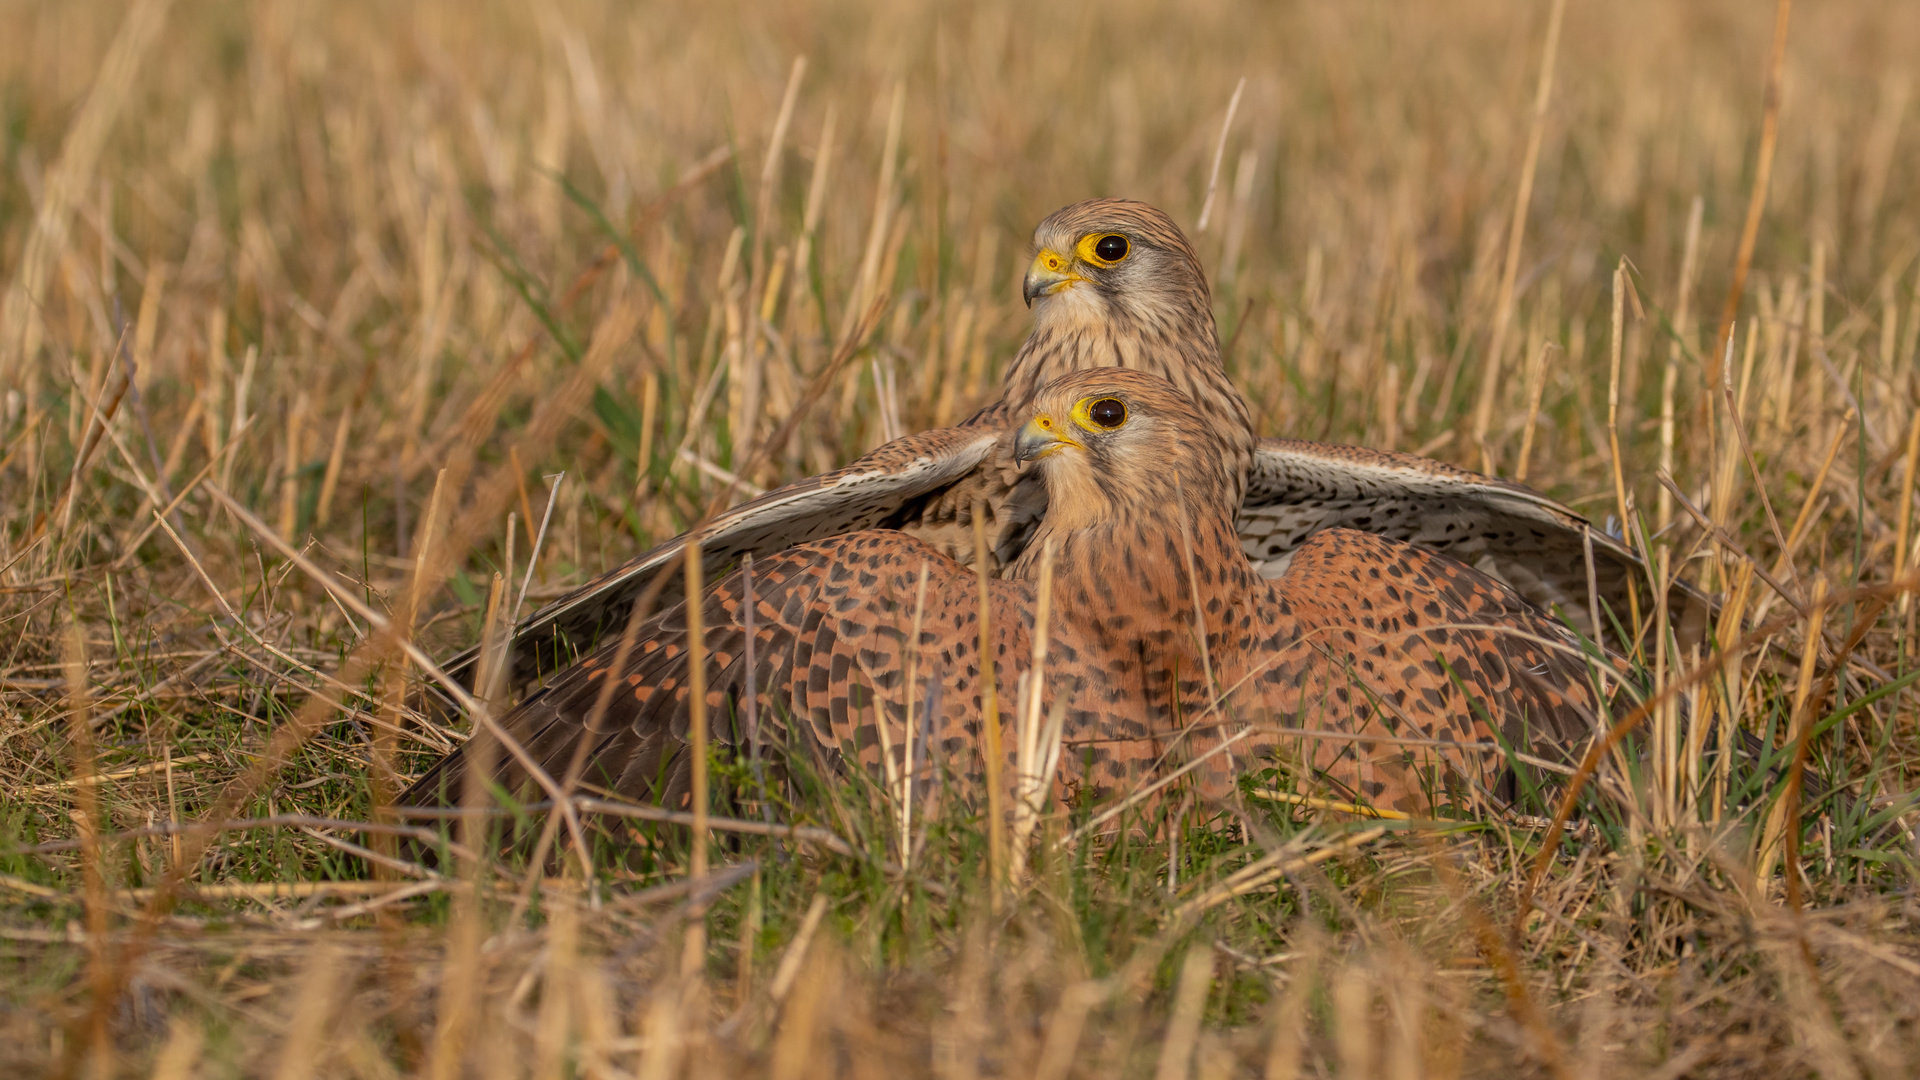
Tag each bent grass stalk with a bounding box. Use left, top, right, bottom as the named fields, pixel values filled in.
left=4, top=6, right=1919, bottom=1074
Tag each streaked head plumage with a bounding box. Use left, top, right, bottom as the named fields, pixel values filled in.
left=1014, top=368, right=1224, bottom=531
left=1022, top=199, right=1211, bottom=328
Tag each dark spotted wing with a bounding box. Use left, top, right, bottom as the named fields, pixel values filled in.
left=1240, top=438, right=1713, bottom=648
left=1224, top=529, right=1606, bottom=816
left=439, top=422, right=1006, bottom=693
left=404, top=531, right=1031, bottom=811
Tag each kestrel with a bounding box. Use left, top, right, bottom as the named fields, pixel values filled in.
left=405, top=370, right=1601, bottom=818
left=443, top=199, right=1687, bottom=697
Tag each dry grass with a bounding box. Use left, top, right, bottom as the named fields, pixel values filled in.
left=3, top=0, right=1920, bottom=1075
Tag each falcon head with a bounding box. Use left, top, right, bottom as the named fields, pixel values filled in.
left=1022, top=199, right=1213, bottom=331
left=1014, top=368, right=1226, bottom=528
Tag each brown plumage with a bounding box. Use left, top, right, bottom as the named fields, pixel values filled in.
left=896, top=199, right=1255, bottom=568
left=441, top=197, right=1686, bottom=697
left=404, top=370, right=1601, bottom=818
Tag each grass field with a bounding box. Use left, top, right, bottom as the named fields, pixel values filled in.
left=3, top=0, right=1920, bottom=1075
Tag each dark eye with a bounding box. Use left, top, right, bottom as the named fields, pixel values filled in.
left=1086, top=398, right=1127, bottom=429
left=1093, top=234, right=1129, bottom=262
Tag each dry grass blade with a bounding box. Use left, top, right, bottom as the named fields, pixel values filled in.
left=1657, top=195, right=1705, bottom=533
left=1516, top=572, right=1920, bottom=932
left=900, top=560, right=931, bottom=862
left=1607, top=259, right=1634, bottom=557
left=768, top=892, right=830, bottom=1004
left=1172, top=827, right=1388, bottom=919
left=0, top=0, right=172, bottom=385
left=150, top=1019, right=204, bottom=1080
left=52, top=354, right=130, bottom=539
left=1657, top=472, right=1804, bottom=618
left=1895, top=408, right=1920, bottom=618
left=1514, top=340, right=1557, bottom=483
left=682, top=534, right=710, bottom=979
left=972, top=502, right=1007, bottom=904
left=1766, top=577, right=1827, bottom=909
left=61, top=615, right=114, bottom=1079
left=513, top=471, right=565, bottom=624
left=109, top=413, right=255, bottom=572
left=1247, top=789, right=1410, bottom=821
left=1717, top=335, right=1800, bottom=599
left=1010, top=537, right=1056, bottom=881
left=1153, top=946, right=1213, bottom=1080
left=25, top=753, right=210, bottom=793
left=1470, top=0, right=1565, bottom=471
left=6, top=6, right=1920, bottom=1075
left=201, top=483, right=596, bottom=876
left=1711, top=0, right=1795, bottom=375
left=1195, top=76, right=1247, bottom=232
left=269, top=945, right=346, bottom=1080
left=509, top=518, right=663, bottom=923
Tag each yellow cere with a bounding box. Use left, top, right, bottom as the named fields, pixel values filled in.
left=1020, top=412, right=1082, bottom=458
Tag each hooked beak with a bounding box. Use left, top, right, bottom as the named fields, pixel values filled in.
left=1022, top=248, right=1083, bottom=307
left=1014, top=413, right=1080, bottom=463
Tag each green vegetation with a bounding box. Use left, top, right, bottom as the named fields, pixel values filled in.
left=1, top=1, right=1918, bottom=1075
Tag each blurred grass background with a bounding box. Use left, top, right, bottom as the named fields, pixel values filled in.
left=3, top=0, right=1920, bottom=1075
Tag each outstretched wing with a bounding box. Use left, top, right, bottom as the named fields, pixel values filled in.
left=442, top=422, right=1006, bottom=691
left=405, top=531, right=1030, bottom=811
left=1230, top=528, right=1606, bottom=816
left=1238, top=438, right=1712, bottom=646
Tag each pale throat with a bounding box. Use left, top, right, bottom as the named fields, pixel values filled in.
left=1032, top=284, right=1113, bottom=342
left=1025, top=456, right=1240, bottom=566
left=1026, top=456, right=1113, bottom=535
left=1030, top=289, right=1211, bottom=376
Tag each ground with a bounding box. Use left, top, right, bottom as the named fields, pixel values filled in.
left=2, top=0, right=1919, bottom=1076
